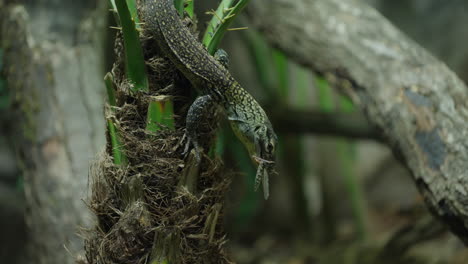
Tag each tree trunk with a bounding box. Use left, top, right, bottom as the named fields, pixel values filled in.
left=248, top=0, right=468, bottom=244
left=0, top=1, right=108, bottom=262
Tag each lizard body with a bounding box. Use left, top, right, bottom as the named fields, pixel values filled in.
left=142, top=0, right=277, bottom=199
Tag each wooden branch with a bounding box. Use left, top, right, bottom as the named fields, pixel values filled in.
left=270, top=108, right=381, bottom=141
left=248, top=0, right=468, bottom=244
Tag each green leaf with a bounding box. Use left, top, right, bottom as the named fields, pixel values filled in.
left=202, top=0, right=251, bottom=55
left=174, top=0, right=194, bottom=19
left=185, top=0, right=194, bottom=19
left=109, top=0, right=117, bottom=12
left=174, top=0, right=184, bottom=17
left=114, top=0, right=149, bottom=92
left=126, top=0, right=139, bottom=25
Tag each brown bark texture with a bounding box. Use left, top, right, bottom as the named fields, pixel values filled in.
left=0, top=0, right=107, bottom=263
left=248, top=0, right=468, bottom=244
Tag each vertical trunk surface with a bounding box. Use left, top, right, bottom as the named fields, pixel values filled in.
left=0, top=0, right=108, bottom=262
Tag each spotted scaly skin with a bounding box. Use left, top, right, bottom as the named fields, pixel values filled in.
left=142, top=0, right=277, bottom=199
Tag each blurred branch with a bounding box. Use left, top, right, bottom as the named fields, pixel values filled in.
left=248, top=0, right=468, bottom=244
left=380, top=214, right=446, bottom=258
left=270, top=108, right=381, bottom=141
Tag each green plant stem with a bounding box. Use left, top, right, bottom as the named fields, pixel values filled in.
left=146, top=96, right=175, bottom=133
left=105, top=73, right=127, bottom=165
left=105, top=73, right=117, bottom=106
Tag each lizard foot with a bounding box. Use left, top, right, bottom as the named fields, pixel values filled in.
left=181, top=132, right=203, bottom=164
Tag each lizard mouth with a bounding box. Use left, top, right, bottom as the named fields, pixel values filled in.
left=252, top=155, right=275, bottom=165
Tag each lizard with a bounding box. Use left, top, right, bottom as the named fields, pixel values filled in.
left=142, top=0, right=277, bottom=199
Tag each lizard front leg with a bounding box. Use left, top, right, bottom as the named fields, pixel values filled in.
left=184, top=94, right=218, bottom=162
left=182, top=50, right=227, bottom=162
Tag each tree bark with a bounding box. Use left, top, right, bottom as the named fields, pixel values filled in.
left=248, top=0, right=468, bottom=244
left=0, top=1, right=108, bottom=263
left=369, top=0, right=468, bottom=82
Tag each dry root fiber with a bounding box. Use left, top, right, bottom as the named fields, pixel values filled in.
left=83, top=18, right=232, bottom=264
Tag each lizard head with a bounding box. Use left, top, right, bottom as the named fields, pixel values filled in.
left=251, top=123, right=278, bottom=164
left=231, top=121, right=277, bottom=164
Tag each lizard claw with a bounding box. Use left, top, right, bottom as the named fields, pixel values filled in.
left=173, top=132, right=187, bottom=153
left=181, top=132, right=202, bottom=164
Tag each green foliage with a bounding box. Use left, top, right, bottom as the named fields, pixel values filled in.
left=185, top=0, right=194, bottom=18
left=110, top=0, right=140, bottom=25
left=174, top=0, right=184, bottom=16
left=239, top=21, right=366, bottom=240
left=107, top=119, right=127, bottom=166
left=126, top=0, right=140, bottom=25
left=105, top=73, right=117, bottom=107
left=202, top=0, right=251, bottom=55
left=174, top=0, right=194, bottom=18
left=146, top=97, right=175, bottom=133
left=105, top=73, right=128, bottom=166
left=114, top=0, right=149, bottom=92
